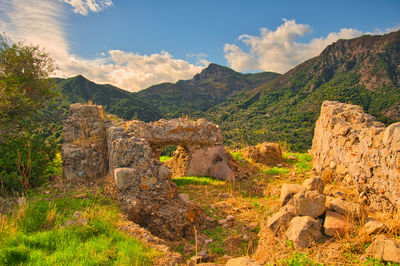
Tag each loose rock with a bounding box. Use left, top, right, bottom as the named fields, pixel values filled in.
left=280, top=184, right=302, bottom=207
left=293, top=190, right=326, bottom=218
left=365, top=234, right=400, bottom=263
left=324, top=210, right=354, bottom=237
left=226, top=257, right=261, bottom=266
left=302, top=177, right=324, bottom=193
left=286, top=216, right=323, bottom=249
left=364, top=217, right=386, bottom=235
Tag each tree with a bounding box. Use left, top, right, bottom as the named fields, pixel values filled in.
left=0, top=34, right=59, bottom=193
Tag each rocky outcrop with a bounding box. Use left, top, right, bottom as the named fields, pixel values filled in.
left=63, top=104, right=234, bottom=240
left=311, top=101, right=400, bottom=211
left=242, top=142, right=283, bottom=166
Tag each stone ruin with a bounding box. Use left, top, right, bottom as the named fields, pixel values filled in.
left=62, top=103, right=234, bottom=240
left=311, top=101, right=400, bottom=211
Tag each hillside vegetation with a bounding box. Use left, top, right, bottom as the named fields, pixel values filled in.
left=205, top=30, right=400, bottom=150
left=56, top=30, right=400, bottom=151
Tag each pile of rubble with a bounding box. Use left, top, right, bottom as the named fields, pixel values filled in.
left=256, top=176, right=400, bottom=263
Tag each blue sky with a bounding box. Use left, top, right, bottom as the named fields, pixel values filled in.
left=1, top=0, right=399, bottom=91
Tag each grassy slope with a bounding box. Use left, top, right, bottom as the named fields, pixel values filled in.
left=0, top=182, right=160, bottom=265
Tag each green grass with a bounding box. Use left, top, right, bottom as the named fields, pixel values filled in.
left=0, top=189, right=160, bottom=265
left=284, top=152, right=312, bottom=172
left=263, top=167, right=290, bottom=175
left=159, top=155, right=173, bottom=162
left=172, top=176, right=226, bottom=186
left=230, top=151, right=243, bottom=161
left=203, top=226, right=230, bottom=255
left=280, top=252, right=322, bottom=266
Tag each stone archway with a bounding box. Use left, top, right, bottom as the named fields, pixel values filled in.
left=62, top=104, right=234, bottom=240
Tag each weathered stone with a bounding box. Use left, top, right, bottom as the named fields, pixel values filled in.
left=63, top=104, right=236, bottom=240
left=364, top=217, right=386, bottom=235
left=324, top=210, right=354, bottom=237
left=365, top=234, right=400, bottom=263
left=293, top=190, right=326, bottom=218
left=267, top=205, right=295, bottom=235
left=280, top=184, right=302, bottom=207
left=286, top=216, right=323, bottom=249
left=170, top=145, right=234, bottom=181
left=189, top=251, right=215, bottom=264
left=242, top=142, right=283, bottom=166
left=62, top=104, right=107, bottom=180
left=225, top=257, right=261, bottom=266
left=311, top=101, right=400, bottom=211
left=113, top=168, right=136, bottom=189
left=326, top=197, right=367, bottom=220
left=302, top=177, right=324, bottom=193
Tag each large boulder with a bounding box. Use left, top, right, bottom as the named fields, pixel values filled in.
left=311, top=101, right=400, bottom=211
left=242, top=142, right=283, bottom=166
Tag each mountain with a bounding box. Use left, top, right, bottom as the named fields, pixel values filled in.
left=55, top=75, right=161, bottom=121
left=56, top=64, right=280, bottom=120
left=205, top=30, right=400, bottom=150
left=136, top=63, right=280, bottom=118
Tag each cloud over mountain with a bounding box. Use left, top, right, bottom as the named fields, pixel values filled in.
left=224, top=19, right=363, bottom=73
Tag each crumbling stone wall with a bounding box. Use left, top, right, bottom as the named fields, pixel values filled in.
left=63, top=104, right=234, bottom=239
left=62, top=104, right=108, bottom=180
left=311, top=101, right=400, bottom=211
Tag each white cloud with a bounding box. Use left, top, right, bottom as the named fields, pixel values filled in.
left=224, top=19, right=363, bottom=73
left=63, top=0, right=113, bottom=15
left=0, top=0, right=205, bottom=92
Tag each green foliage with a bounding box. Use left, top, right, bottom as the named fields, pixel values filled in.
left=205, top=32, right=400, bottom=151
left=172, top=176, right=225, bottom=186
left=159, top=156, right=172, bottom=162
left=0, top=34, right=60, bottom=193
left=280, top=252, right=322, bottom=266
left=0, top=191, right=159, bottom=265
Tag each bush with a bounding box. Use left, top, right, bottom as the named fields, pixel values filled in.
left=0, top=34, right=59, bottom=194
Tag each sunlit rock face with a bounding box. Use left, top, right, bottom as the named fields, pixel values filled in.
left=311, top=101, right=400, bottom=212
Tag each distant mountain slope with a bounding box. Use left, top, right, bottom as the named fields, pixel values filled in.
left=55, top=75, right=161, bottom=121
left=205, top=30, right=400, bottom=150
left=136, top=63, right=280, bottom=118
left=56, top=64, right=280, bottom=120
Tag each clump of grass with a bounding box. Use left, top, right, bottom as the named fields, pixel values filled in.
left=280, top=252, right=322, bottom=266
left=0, top=190, right=160, bottom=265
left=172, top=176, right=226, bottom=186
left=203, top=226, right=230, bottom=255
left=159, top=155, right=173, bottom=162
left=284, top=153, right=312, bottom=172
left=264, top=167, right=290, bottom=175
left=230, top=151, right=243, bottom=161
